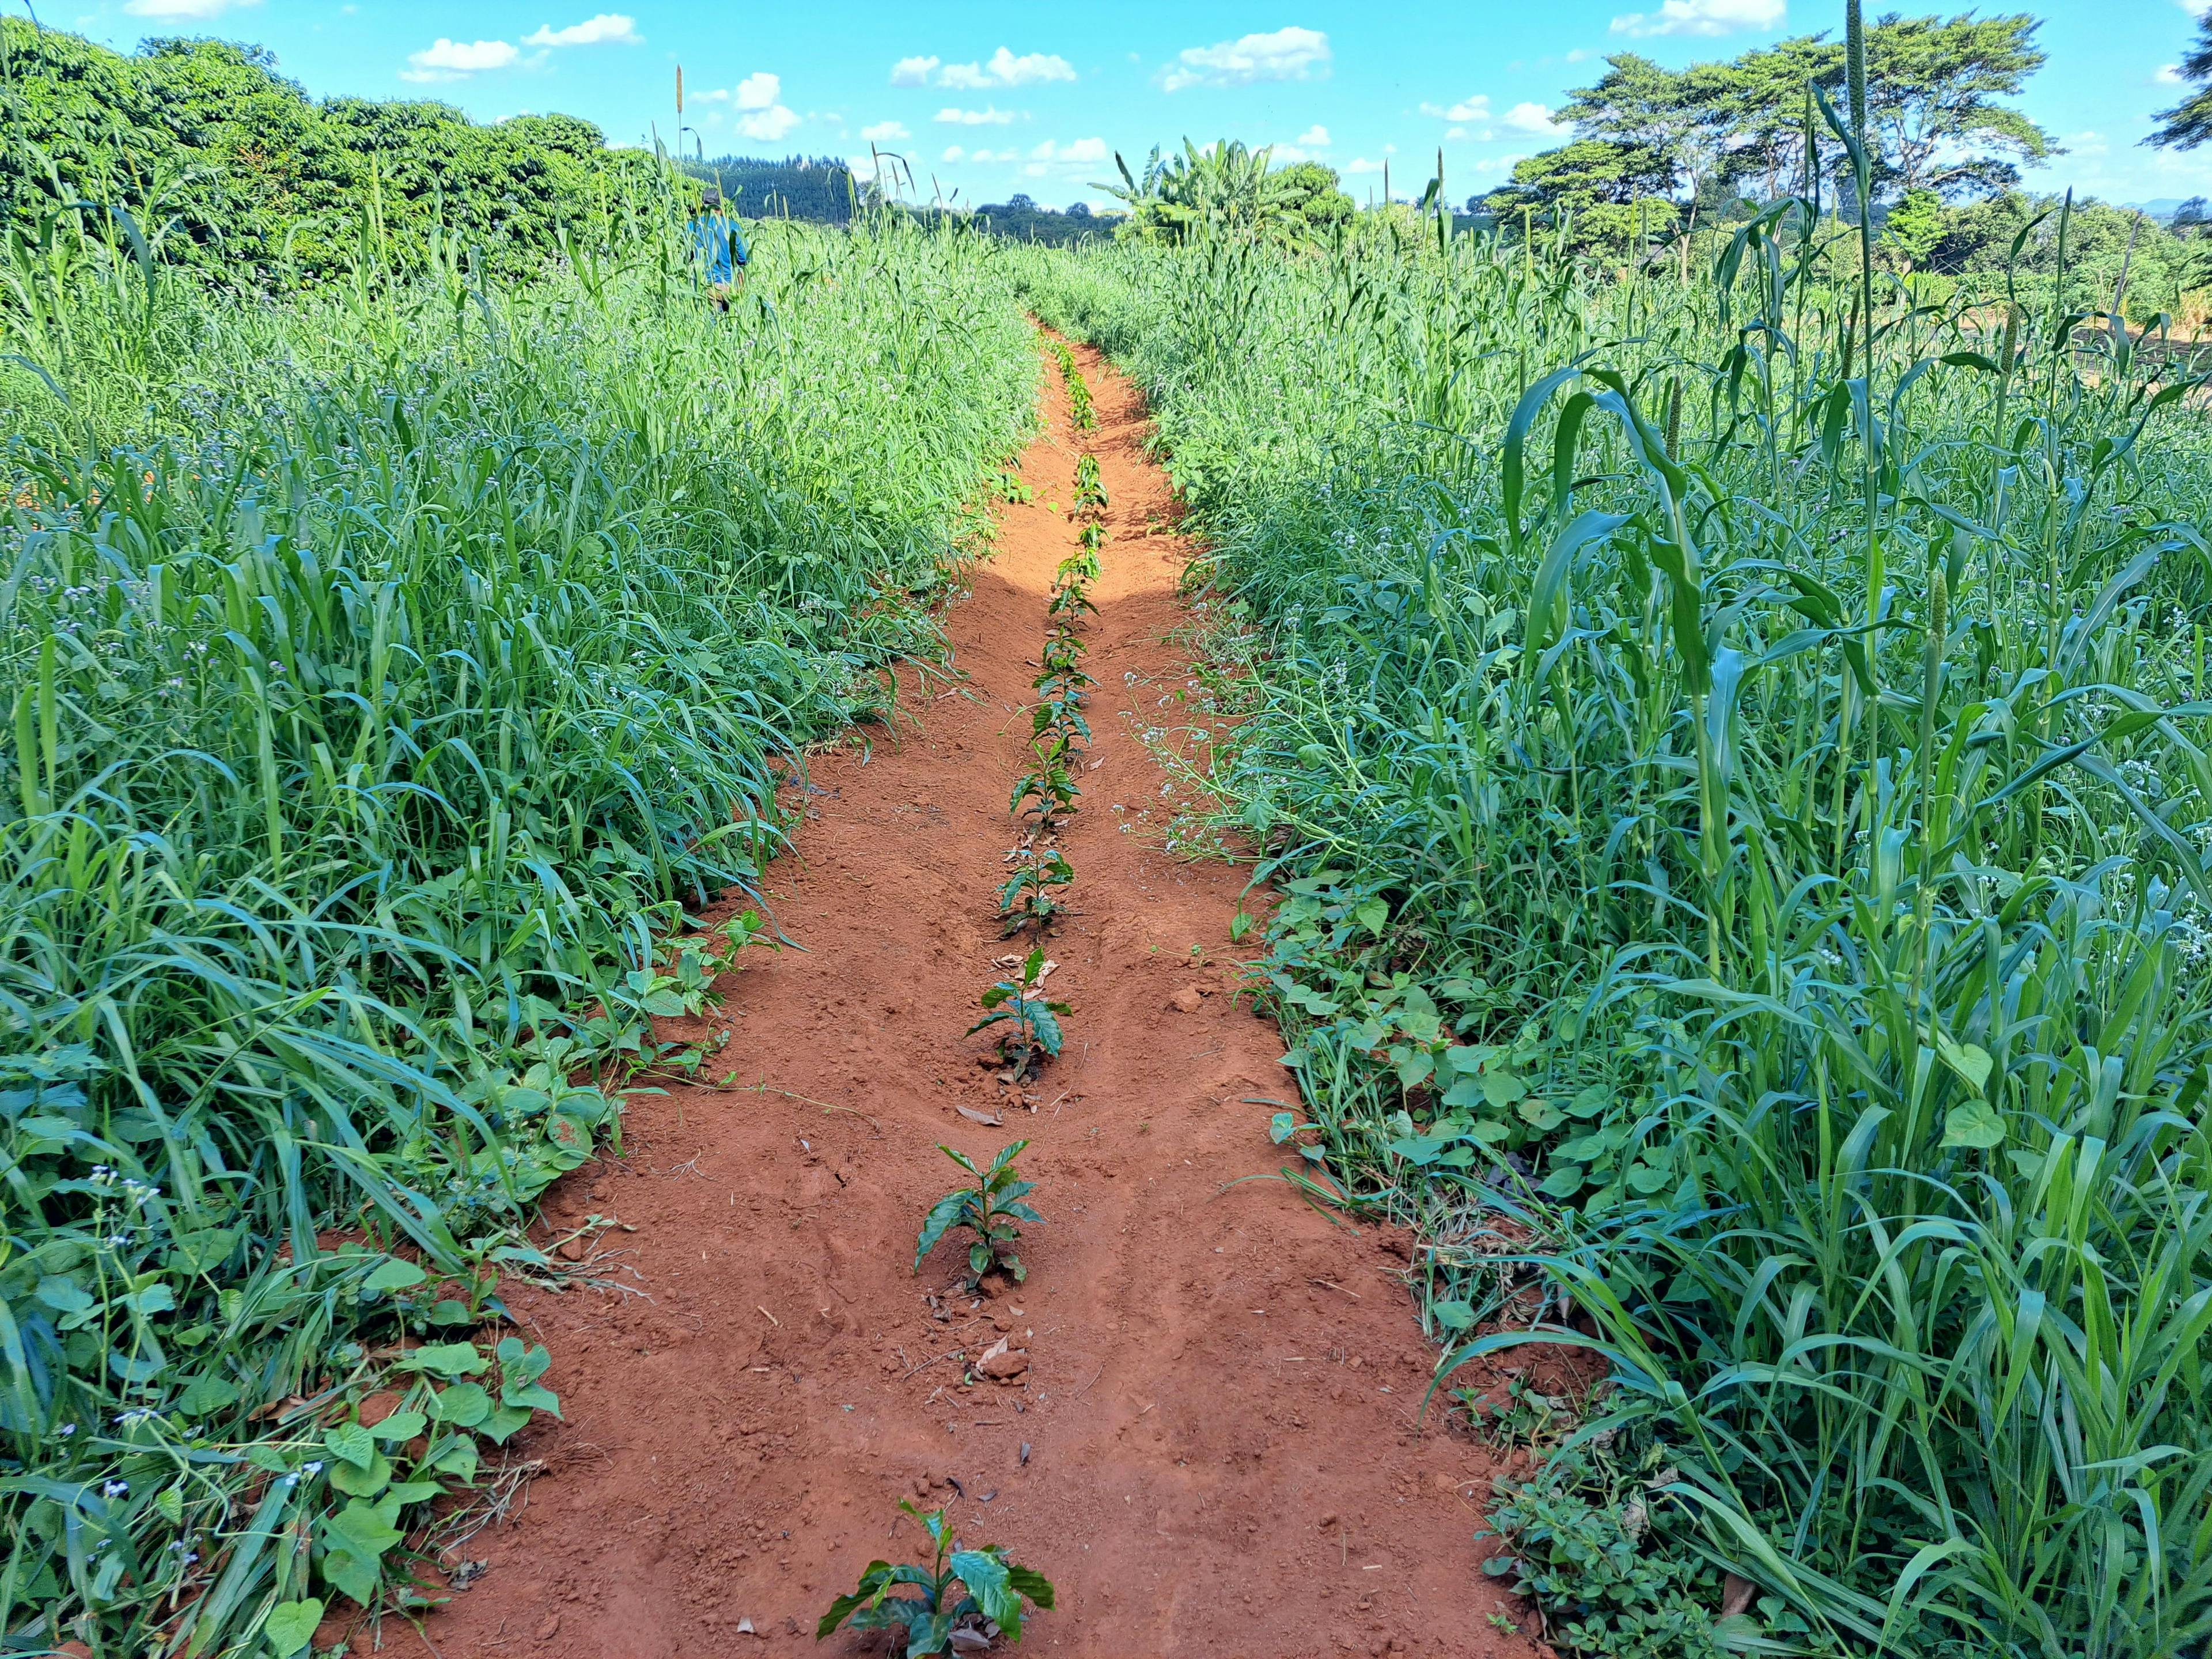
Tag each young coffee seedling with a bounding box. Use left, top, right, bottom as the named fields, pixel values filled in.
left=1072, top=453, right=1108, bottom=517
left=1038, top=630, right=1087, bottom=677
left=915, top=1138, right=1043, bottom=1282
left=1033, top=664, right=1093, bottom=706
left=819, top=1501, right=1055, bottom=1654
left=969, top=948, right=1069, bottom=1076
left=1052, top=343, right=1097, bottom=433
left=1031, top=696, right=1090, bottom=748
left=1010, top=751, right=1080, bottom=830
left=1055, top=547, right=1101, bottom=587
left=1046, top=581, right=1097, bottom=623
left=998, top=843, right=1076, bottom=934
left=1076, top=520, right=1108, bottom=554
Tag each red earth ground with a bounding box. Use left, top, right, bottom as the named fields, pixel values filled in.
left=381, top=343, right=1563, bottom=1659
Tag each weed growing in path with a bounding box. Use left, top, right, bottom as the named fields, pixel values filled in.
left=818, top=1501, right=1054, bottom=1653
left=916, top=1138, right=1042, bottom=1283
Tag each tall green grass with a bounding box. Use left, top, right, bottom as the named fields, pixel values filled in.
left=0, top=204, right=1033, bottom=1654
left=1013, top=194, right=2212, bottom=1655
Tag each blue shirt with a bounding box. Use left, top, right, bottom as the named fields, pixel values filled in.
left=691, top=212, right=747, bottom=282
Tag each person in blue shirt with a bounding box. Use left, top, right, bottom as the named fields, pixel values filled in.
left=688, top=190, right=748, bottom=309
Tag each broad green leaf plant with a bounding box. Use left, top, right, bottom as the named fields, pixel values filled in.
left=969, top=950, right=1070, bottom=1077
left=915, top=1141, right=1043, bottom=1285
left=817, top=1502, right=1054, bottom=1656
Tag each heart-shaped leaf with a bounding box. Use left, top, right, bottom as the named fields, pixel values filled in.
left=263, top=1597, right=324, bottom=1656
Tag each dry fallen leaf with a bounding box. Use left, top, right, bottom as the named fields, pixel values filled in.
left=955, top=1104, right=1004, bottom=1126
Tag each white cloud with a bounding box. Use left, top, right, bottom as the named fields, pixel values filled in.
left=1023, top=137, right=1111, bottom=177
left=1161, top=25, right=1331, bottom=92
left=1296, top=123, right=1330, bottom=147
left=1503, top=101, right=1566, bottom=136
left=122, top=0, right=259, bottom=16
left=736, top=71, right=780, bottom=110
left=400, top=38, right=519, bottom=82
left=522, top=13, right=638, bottom=47
left=739, top=103, right=801, bottom=142
left=862, top=119, right=912, bottom=142
left=2156, top=63, right=2186, bottom=85
left=892, top=55, right=941, bottom=85
left=1346, top=157, right=1385, bottom=175
left=1611, top=0, right=1785, bottom=37
left=936, top=106, right=1018, bottom=125
left=941, top=47, right=1077, bottom=89
left=1421, top=94, right=1492, bottom=124
left=2184, top=0, right=2210, bottom=16
left=942, top=144, right=966, bottom=161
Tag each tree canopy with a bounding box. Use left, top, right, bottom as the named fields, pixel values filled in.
left=1546, top=11, right=2053, bottom=215
left=2152, top=12, right=2212, bottom=151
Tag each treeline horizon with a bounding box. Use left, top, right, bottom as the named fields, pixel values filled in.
left=2, top=10, right=2205, bottom=309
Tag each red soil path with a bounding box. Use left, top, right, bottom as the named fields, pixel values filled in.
left=398, top=344, right=1547, bottom=1659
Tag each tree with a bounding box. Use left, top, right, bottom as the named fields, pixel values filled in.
left=1559, top=53, right=1753, bottom=208
left=1273, top=160, right=1354, bottom=233
left=1557, top=12, right=2055, bottom=210
left=1483, top=139, right=1681, bottom=257
left=1490, top=139, right=1679, bottom=213
left=1857, top=12, right=2054, bottom=198
left=2150, top=12, right=2212, bottom=150
left=1881, top=186, right=1944, bottom=271
left=0, top=17, right=668, bottom=285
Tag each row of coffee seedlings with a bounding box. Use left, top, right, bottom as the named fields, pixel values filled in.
left=1052, top=339, right=1096, bottom=432
left=821, top=421, right=1097, bottom=1658
left=971, top=445, right=1104, bottom=1083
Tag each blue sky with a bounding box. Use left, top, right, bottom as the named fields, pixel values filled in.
left=37, top=0, right=2212, bottom=209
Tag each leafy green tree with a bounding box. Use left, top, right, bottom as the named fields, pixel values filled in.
left=1483, top=139, right=1681, bottom=257
left=1855, top=12, right=2054, bottom=197
left=2150, top=12, right=2212, bottom=150
left=1274, top=160, right=1355, bottom=233
left=1558, top=12, right=2054, bottom=209
left=1881, top=185, right=1944, bottom=271
left=1559, top=53, right=1756, bottom=208
left=0, top=17, right=669, bottom=286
